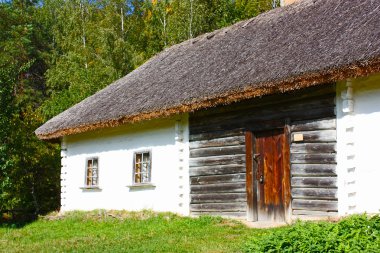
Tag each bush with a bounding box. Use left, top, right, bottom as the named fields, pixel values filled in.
left=243, top=214, right=380, bottom=253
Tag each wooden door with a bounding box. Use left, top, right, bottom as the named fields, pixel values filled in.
left=246, top=128, right=290, bottom=222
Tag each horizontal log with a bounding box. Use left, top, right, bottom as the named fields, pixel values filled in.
left=291, top=164, right=336, bottom=176
left=189, top=136, right=245, bottom=149
left=190, top=145, right=245, bottom=158
left=190, top=129, right=244, bottom=142
left=190, top=173, right=246, bottom=185
left=291, top=118, right=336, bottom=131
left=291, top=130, right=336, bottom=143
left=291, top=188, right=337, bottom=200
left=190, top=193, right=247, bottom=204
left=191, top=211, right=247, bottom=218
left=191, top=95, right=335, bottom=129
left=291, top=153, right=336, bottom=164
left=190, top=202, right=246, bottom=212
left=190, top=155, right=245, bottom=167
left=190, top=164, right=246, bottom=177
left=190, top=85, right=335, bottom=119
left=291, top=177, right=337, bottom=188
left=290, top=143, right=336, bottom=154
left=292, top=199, right=338, bottom=211
left=292, top=209, right=338, bottom=217
left=191, top=182, right=246, bottom=194
left=191, top=106, right=335, bottom=135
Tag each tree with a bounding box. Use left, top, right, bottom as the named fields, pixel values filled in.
left=0, top=1, right=60, bottom=217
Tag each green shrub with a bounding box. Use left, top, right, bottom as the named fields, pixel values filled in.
left=243, top=214, right=380, bottom=253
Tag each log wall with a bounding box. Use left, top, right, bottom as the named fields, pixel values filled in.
left=189, top=85, right=337, bottom=218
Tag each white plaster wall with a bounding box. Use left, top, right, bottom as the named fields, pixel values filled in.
left=337, top=74, right=380, bottom=215
left=60, top=115, right=190, bottom=215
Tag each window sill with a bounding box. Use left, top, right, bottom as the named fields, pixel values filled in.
left=80, top=186, right=102, bottom=191
left=126, top=183, right=156, bottom=190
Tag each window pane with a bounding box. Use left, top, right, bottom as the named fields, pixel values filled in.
left=142, top=173, right=149, bottom=183
left=142, top=162, right=148, bottom=173
left=136, top=153, right=142, bottom=164
left=135, top=163, right=141, bottom=174
left=143, top=152, right=150, bottom=162
left=93, top=159, right=98, bottom=168
left=87, top=160, right=92, bottom=169
left=135, top=173, right=141, bottom=183
left=88, top=167, right=93, bottom=177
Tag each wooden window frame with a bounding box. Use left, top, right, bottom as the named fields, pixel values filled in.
left=83, top=157, right=100, bottom=189
left=132, top=150, right=152, bottom=185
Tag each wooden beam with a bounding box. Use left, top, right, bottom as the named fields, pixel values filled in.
left=245, top=131, right=256, bottom=221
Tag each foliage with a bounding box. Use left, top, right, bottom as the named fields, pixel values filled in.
left=0, top=1, right=60, bottom=216
left=0, top=0, right=277, bottom=219
left=0, top=210, right=251, bottom=252
left=243, top=214, right=380, bottom=253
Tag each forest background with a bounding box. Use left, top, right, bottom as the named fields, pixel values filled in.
left=0, top=0, right=278, bottom=218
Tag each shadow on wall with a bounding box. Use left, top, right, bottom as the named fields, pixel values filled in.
left=65, top=118, right=177, bottom=156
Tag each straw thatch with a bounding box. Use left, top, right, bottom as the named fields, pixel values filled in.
left=36, top=0, right=380, bottom=140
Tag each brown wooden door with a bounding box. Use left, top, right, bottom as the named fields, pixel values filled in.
left=246, top=129, right=290, bottom=221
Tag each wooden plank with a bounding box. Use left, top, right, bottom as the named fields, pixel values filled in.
left=245, top=131, right=256, bottom=221
left=291, top=177, right=337, bottom=188
left=190, top=173, right=246, bottom=185
left=189, top=129, right=244, bottom=142
left=190, top=202, right=246, bottom=212
left=190, top=193, right=247, bottom=203
left=190, top=182, right=246, bottom=194
left=292, top=209, right=338, bottom=216
left=291, top=118, right=336, bottom=131
left=291, top=188, right=337, bottom=200
left=189, top=136, right=245, bottom=149
left=291, top=153, right=336, bottom=164
left=190, top=154, right=245, bottom=167
left=291, top=164, right=336, bottom=176
left=191, top=211, right=247, bottom=218
left=189, top=164, right=246, bottom=176
left=190, top=145, right=245, bottom=158
left=292, top=199, right=338, bottom=211
left=283, top=123, right=292, bottom=221
left=190, top=164, right=245, bottom=176
left=290, top=143, right=336, bottom=154
left=291, top=130, right=336, bottom=143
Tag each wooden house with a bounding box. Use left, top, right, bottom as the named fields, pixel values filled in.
left=36, top=0, right=380, bottom=223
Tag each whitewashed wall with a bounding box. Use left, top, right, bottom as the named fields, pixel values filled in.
left=60, top=114, right=190, bottom=215
left=337, top=74, right=380, bottom=215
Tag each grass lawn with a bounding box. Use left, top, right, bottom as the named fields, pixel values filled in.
left=0, top=210, right=258, bottom=253
left=1, top=211, right=378, bottom=252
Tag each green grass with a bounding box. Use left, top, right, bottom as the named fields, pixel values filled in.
left=1, top=211, right=379, bottom=253
left=0, top=210, right=254, bottom=253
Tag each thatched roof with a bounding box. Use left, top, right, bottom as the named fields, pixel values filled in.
left=36, top=0, right=380, bottom=140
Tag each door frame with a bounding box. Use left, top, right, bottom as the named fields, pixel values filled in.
left=245, top=122, right=291, bottom=222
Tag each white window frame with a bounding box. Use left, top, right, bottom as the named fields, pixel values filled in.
left=84, top=157, right=99, bottom=188
left=132, top=151, right=152, bottom=185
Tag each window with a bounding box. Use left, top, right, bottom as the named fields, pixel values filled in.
left=85, top=157, right=99, bottom=187
left=133, top=151, right=151, bottom=184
